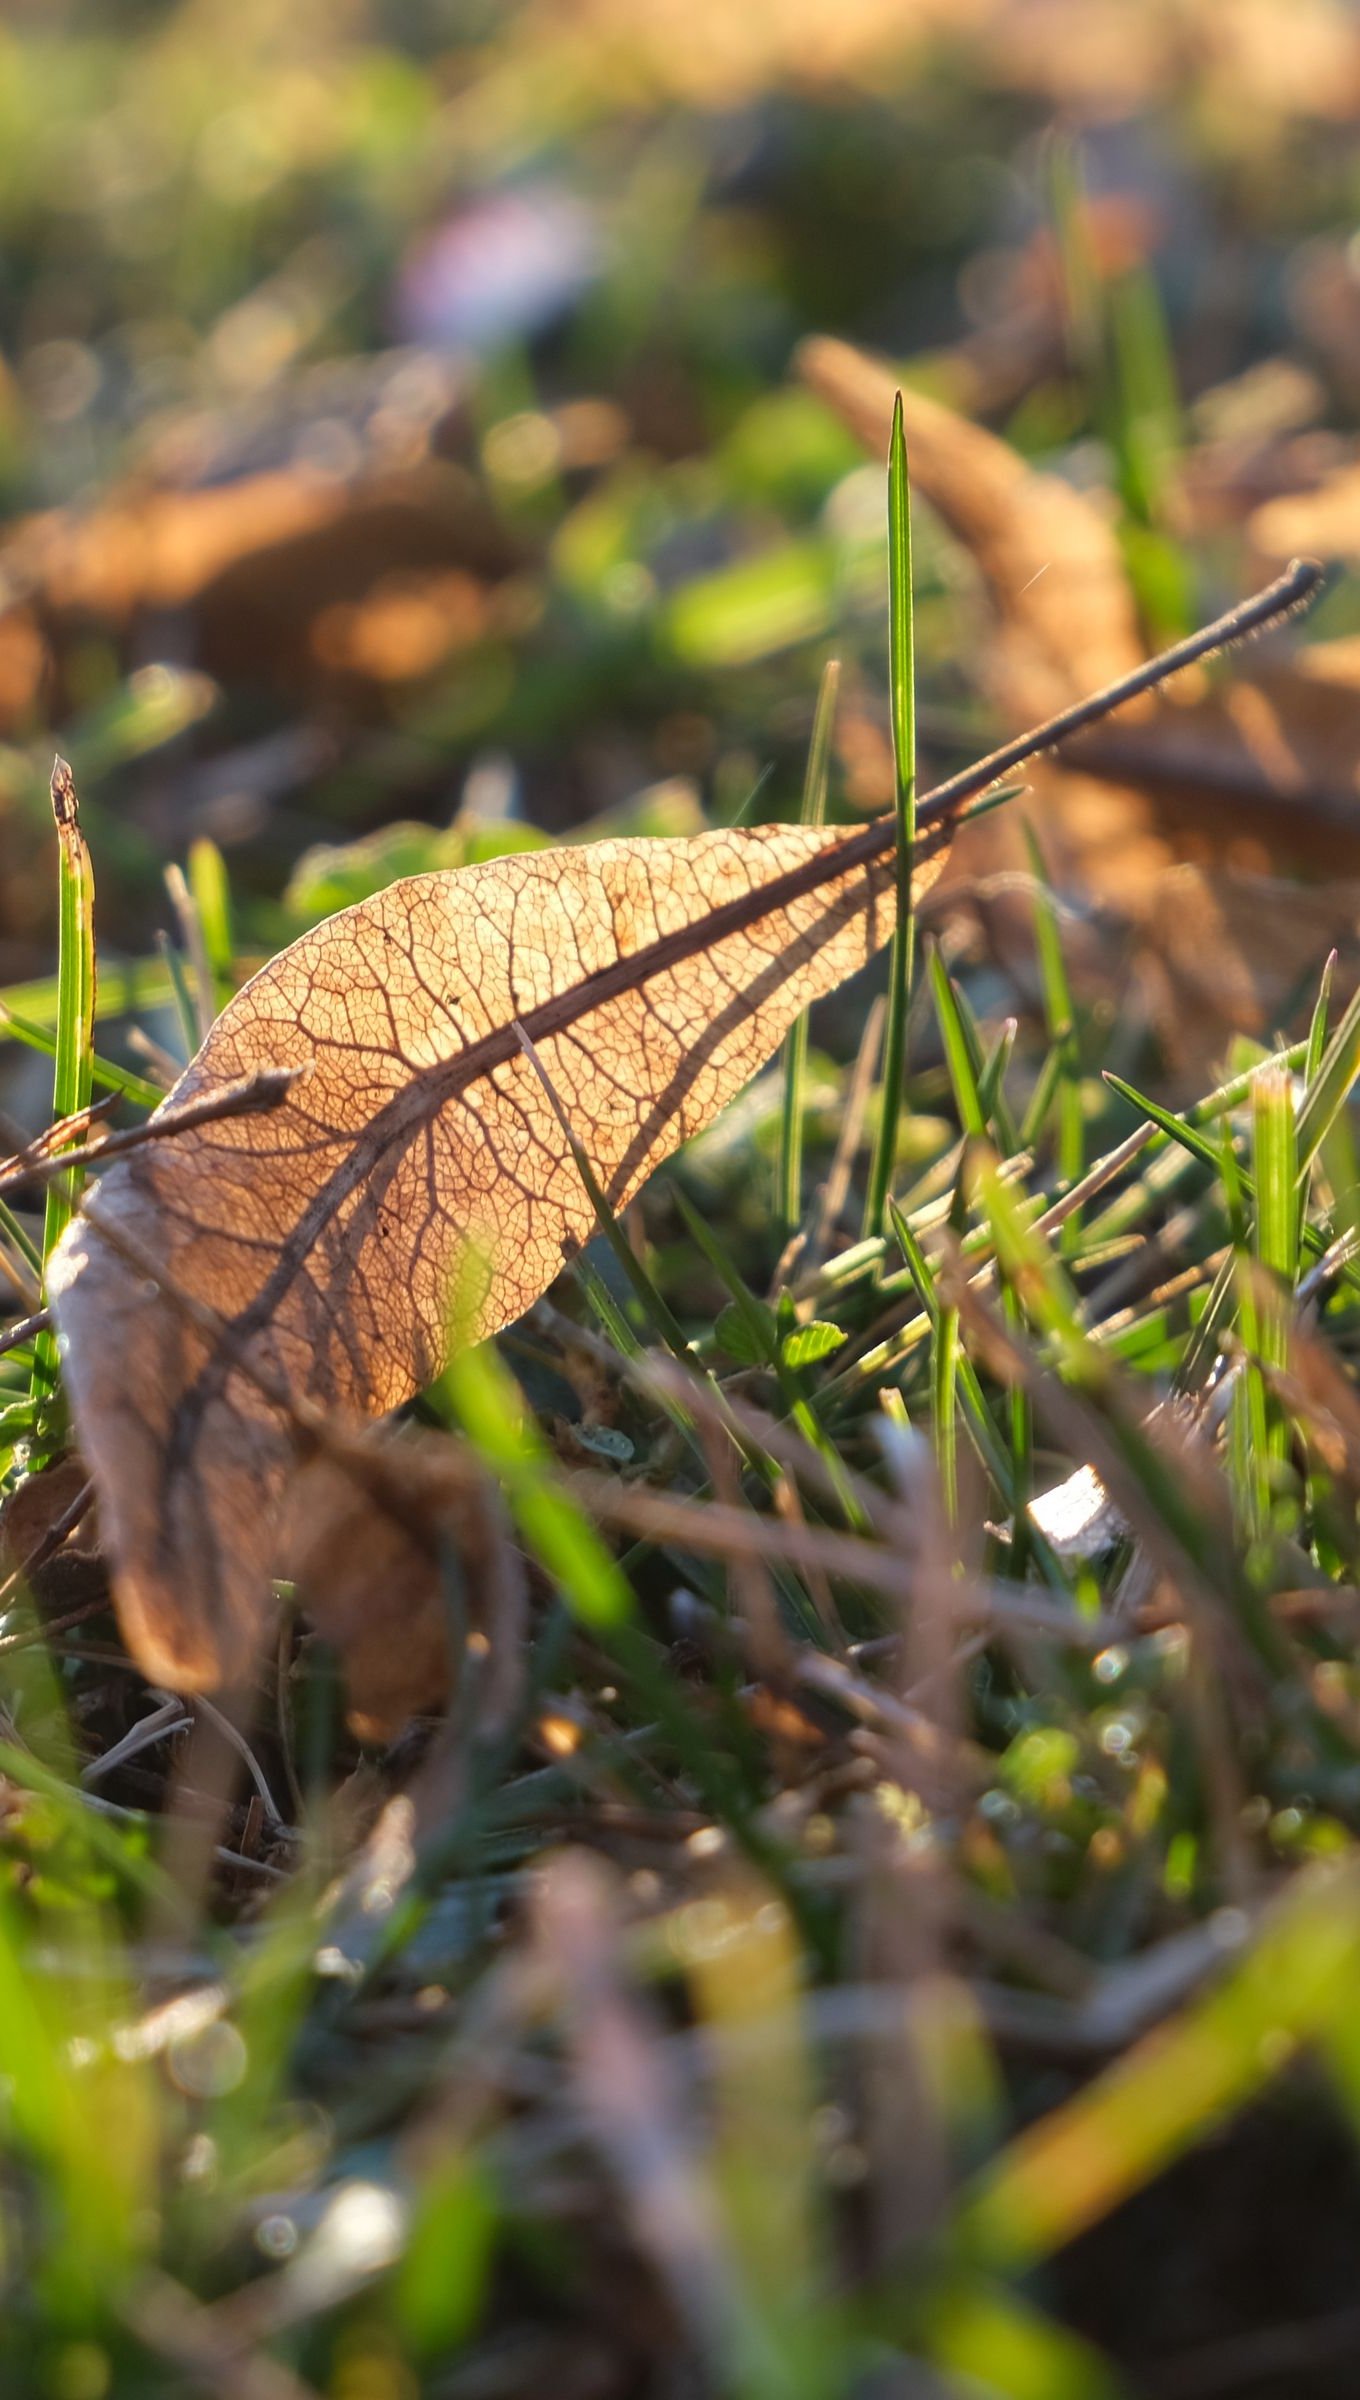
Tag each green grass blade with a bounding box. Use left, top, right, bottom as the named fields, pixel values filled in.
left=1305, top=950, right=1336, bottom=1085
left=1254, top=1064, right=1300, bottom=1294
left=887, top=1200, right=1026, bottom=1514
left=188, top=835, right=237, bottom=1014
left=441, top=1335, right=632, bottom=1629
left=156, top=927, right=201, bottom=1062
left=1236, top=1063, right=1299, bottom=1528
left=673, top=1183, right=866, bottom=1530
left=933, top=1297, right=961, bottom=1522
left=1295, top=976, right=1360, bottom=1176
left=32, top=761, right=96, bottom=1409
left=928, top=941, right=987, bottom=1142
left=1106, top=1067, right=1360, bottom=1293
left=978, top=1014, right=1019, bottom=1149
left=777, top=657, right=839, bottom=1246
left=863, top=392, right=916, bottom=1239
left=0, top=1001, right=162, bottom=1110
left=1023, top=824, right=1083, bottom=1242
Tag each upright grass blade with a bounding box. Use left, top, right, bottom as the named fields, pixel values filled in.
left=1295, top=976, right=1360, bottom=1178
left=31, top=761, right=95, bottom=1410
left=921, top=944, right=985, bottom=1523
left=1022, top=825, right=1083, bottom=1243
left=886, top=1201, right=1026, bottom=1520
left=864, top=393, right=916, bottom=1240
left=928, top=943, right=987, bottom=1142
left=1304, top=949, right=1335, bottom=1086
left=188, top=835, right=237, bottom=1016
left=440, top=1334, right=631, bottom=1631
left=777, top=657, right=839, bottom=1246
left=156, top=926, right=201, bottom=1062
left=1235, top=1064, right=1298, bottom=1530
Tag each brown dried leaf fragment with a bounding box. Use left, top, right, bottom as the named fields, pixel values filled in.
left=284, top=1447, right=453, bottom=1744
left=50, top=817, right=943, bottom=1694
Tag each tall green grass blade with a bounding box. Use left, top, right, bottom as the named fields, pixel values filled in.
left=1023, top=825, right=1083, bottom=1243
left=887, top=1203, right=1020, bottom=1506
left=978, top=1014, right=1019, bottom=1149
left=32, top=762, right=96, bottom=1410
left=777, top=658, right=839, bottom=1245
left=1254, top=1065, right=1300, bottom=1295
left=933, top=1297, right=961, bottom=1522
left=1107, top=1067, right=1360, bottom=1292
left=864, top=392, right=916, bottom=1239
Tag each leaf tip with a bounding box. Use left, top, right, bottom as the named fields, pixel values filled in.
left=50, top=754, right=79, bottom=833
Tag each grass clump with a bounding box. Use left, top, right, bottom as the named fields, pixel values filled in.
left=0, top=424, right=1356, bottom=2400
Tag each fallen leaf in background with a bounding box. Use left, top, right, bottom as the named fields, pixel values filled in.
left=803, top=335, right=1360, bottom=1057
left=1251, top=457, right=1360, bottom=563
left=0, top=460, right=520, bottom=734
left=50, top=811, right=943, bottom=1696
left=285, top=1450, right=454, bottom=1743
left=0, top=1453, right=101, bottom=1617
left=800, top=336, right=1144, bottom=716
left=285, top=1433, right=530, bottom=1741
left=476, top=0, right=1360, bottom=122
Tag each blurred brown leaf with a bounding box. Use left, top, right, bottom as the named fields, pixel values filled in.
left=0, top=460, right=519, bottom=731
left=1251, top=456, right=1360, bottom=563
left=284, top=1448, right=455, bottom=1743
left=800, top=334, right=1144, bottom=716
left=50, top=811, right=947, bottom=1697
left=803, top=334, right=1360, bottom=1058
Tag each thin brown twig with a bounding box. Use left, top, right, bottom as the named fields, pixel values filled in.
left=0, top=1067, right=298, bottom=1199
left=0, top=1304, right=51, bottom=1359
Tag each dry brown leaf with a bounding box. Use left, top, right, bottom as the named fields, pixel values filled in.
left=0, top=461, right=518, bottom=732
left=803, top=336, right=1360, bottom=1059
left=285, top=1433, right=531, bottom=1741
left=283, top=1445, right=455, bottom=1742
left=50, top=814, right=944, bottom=1694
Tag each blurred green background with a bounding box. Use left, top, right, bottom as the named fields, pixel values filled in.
left=1, top=0, right=1357, bottom=976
